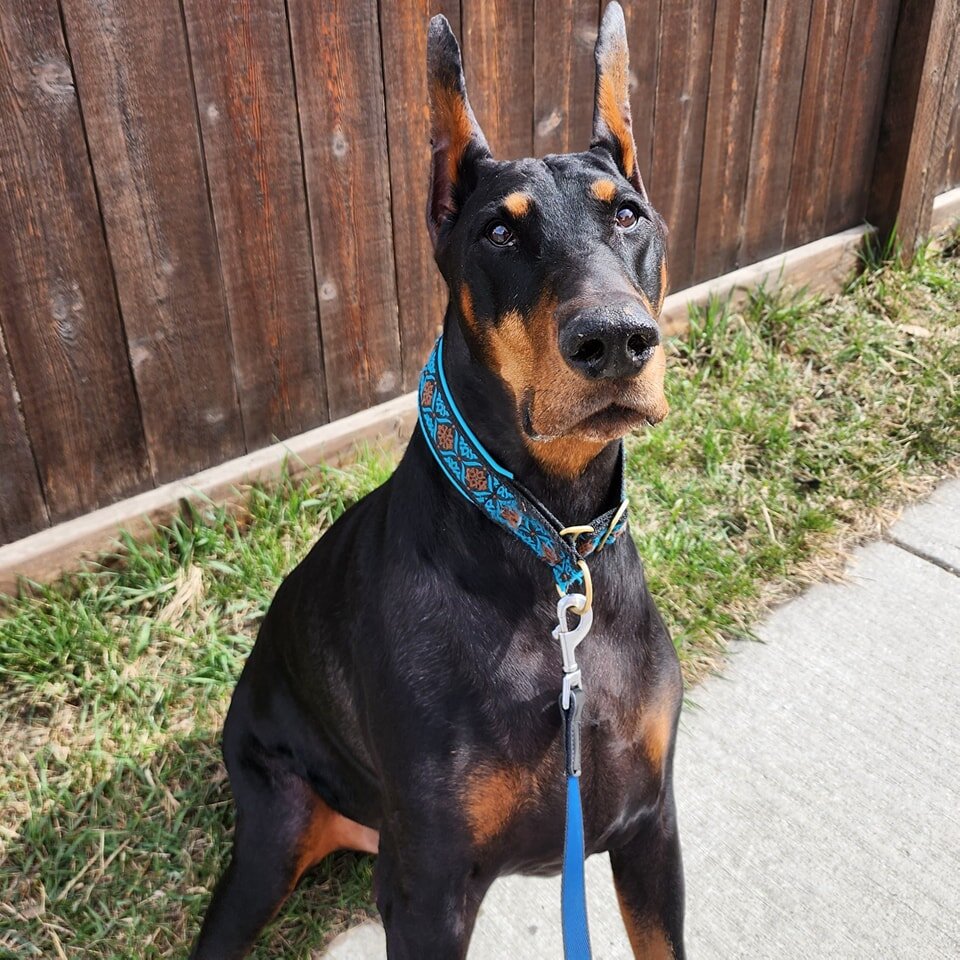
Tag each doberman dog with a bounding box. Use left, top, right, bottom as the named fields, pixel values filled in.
left=190, top=4, right=683, bottom=957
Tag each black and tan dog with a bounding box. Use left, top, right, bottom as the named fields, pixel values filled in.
left=191, top=4, right=684, bottom=957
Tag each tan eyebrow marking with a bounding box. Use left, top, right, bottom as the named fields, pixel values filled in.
left=503, top=191, right=532, bottom=217
left=590, top=178, right=617, bottom=203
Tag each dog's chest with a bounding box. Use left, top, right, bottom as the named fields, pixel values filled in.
left=457, top=618, right=680, bottom=863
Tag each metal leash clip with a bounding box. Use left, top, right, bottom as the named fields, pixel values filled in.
left=553, top=592, right=593, bottom=710
left=554, top=593, right=591, bottom=778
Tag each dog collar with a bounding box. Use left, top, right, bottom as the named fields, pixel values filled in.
left=417, top=336, right=629, bottom=594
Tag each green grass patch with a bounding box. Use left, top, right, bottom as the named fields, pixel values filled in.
left=627, top=236, right=959, bottom=672
left=2, top=237, right=958, bottom=957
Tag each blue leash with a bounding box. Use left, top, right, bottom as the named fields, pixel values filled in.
left=561, top=695, right=591, bottom=959
left=418, top=336, right=630, bottom=959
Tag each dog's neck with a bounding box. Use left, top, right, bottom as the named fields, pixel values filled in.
left=438, top=311, right=622, bottom=524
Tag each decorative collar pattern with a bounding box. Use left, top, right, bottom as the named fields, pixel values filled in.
left=417, top=336, right=629, bottom=593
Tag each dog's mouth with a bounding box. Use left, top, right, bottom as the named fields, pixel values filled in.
left=579, top=403, right=656, bottom=436
left=522, top=394, right=663, bottom=443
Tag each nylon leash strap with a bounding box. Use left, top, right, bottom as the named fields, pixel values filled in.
left=555, top=595, right=593, bottom=960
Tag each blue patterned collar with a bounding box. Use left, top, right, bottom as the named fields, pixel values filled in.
left=417, top=336, right=629, bottom=594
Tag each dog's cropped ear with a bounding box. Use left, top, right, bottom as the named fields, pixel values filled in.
left=591, top=3, right=645, bottom=197
left=426, top=15, right=491, bottom=246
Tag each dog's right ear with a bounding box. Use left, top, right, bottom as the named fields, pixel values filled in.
left=426, top=15, right=491, bottom=247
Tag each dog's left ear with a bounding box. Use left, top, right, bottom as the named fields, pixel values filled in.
left=591, top=3, right=645, bottom=197
left=426, top=15, right=491, bottom=247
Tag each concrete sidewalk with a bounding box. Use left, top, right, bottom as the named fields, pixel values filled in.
left=325, top=480, right=960, bottom=959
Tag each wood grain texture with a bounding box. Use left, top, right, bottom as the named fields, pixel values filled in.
left=867, top=0, right=937, bottom=234
left=868, top=0, right=960, bottom=253
left=941, top=75, right=960, bottom=191
left=825, top=0, right=899, bottom=231
left=462, top=0, right=535, bottom=159
left=61, top=0, right=244, bottom=481
left=693, top=0, right=764, bottom=280
left=621, top=0, right=661, bottom=189
left=0, top=325, right=48, bottom=544
left=649, top=0, right=716, bottom=288
left=287, top=0, right=402, bottom=419
left=0, top=0, right=150, bottom=523
left=783, top=0, right=858, bottom=248
left=739, top=0, right=816, bottom=264
left=533, top=0, right=599, bottom=156
left=662, top=225, right=871, bottom=334
left=182, top=0, right=328, bottom=447
left=379, top=0, right=460, bottom=391
left=898, top=0, right=960, bottom=251
left=933, top=12, right=960, bottom=193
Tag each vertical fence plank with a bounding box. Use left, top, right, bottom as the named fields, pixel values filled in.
left=693, top=0, right=764, bottom=280
left=0, top=0, right=150, bottom=524
left=916, top=4, right=960, bottom=231
left=380, top=0, right=460, bottom=391
left=462, top=0, right=535, bottom=159
left=622, top=1, right=661, bottom=189
left=739, top=0, right=815, bottom=265
left=287, top=0, right=402, bottom=419
left=533, top=0, right=599, bottom=156
left=825, top=0, right=899, bottom=232
left=649, top=0, right=716, bottom=288
left=783, top=0, right=857, bottom=248
left=933, top=16, right=960, bottom=194
left=61, top=0, right=245, bottom=482
left=0, top=326, right=48, bottom=544
left=181, top=0, right=327, bottom=447
left=869, top=0, right=960, bottom=255
left=940, top=73, right=960, bottom=191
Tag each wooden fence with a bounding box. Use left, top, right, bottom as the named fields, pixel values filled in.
left=1, top=0, right=958, bottom=547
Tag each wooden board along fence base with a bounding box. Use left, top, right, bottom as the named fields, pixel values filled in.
left=0, top=395, right=418, bottom=596
left=659, top=224, right=871, bottom=334
left=930, top=186, right=960, bottom=236
left=0, top=219, right=899, bottom=596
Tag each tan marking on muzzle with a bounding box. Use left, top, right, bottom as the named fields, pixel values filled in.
left=529, top=435, right=608, bottom=479
left=485, top=300, right=606, bottom=478
left=485, top=298, right=669, bottom=478
left=629, top=343, right=669, bottom=425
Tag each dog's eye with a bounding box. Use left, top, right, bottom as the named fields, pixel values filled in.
left=615, top=204, right=640, bottom=231
left=486, top=221, right=514, bottom=246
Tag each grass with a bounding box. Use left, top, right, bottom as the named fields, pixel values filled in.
left=2, top=235, right=959, bottom=957
left=627, top=232, right=960, bottom=673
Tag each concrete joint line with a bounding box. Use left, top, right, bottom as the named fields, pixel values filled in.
left=884, top=534, right=960, bottom=579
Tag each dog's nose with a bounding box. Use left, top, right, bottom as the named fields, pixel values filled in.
left=559, top=305, right=660, bottom=380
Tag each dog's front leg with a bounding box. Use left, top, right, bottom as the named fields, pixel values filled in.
left=609, top=786, right=686, bottom=959
left=374, top=827, right=490, bottom=960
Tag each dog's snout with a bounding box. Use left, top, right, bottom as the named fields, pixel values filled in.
left=559, top=306, right=660, bottom=380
